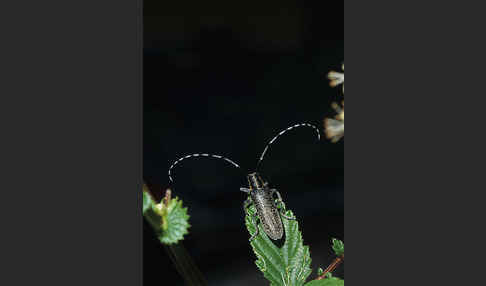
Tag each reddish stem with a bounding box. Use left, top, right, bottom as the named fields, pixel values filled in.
left=316, top=254, right=344, bottom=280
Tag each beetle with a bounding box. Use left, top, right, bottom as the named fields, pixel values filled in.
left=240, top=172, right=296, bottom=241
left=167, top=123, right=320, bottom=241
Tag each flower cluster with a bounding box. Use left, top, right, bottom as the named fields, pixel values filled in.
left=324, top=63, right=344, bottom=143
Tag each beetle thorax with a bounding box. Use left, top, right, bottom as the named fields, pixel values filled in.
left=247, top=172, right=265, bottom=190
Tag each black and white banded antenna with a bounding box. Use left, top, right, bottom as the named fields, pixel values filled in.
left=255, top=123, right=321, bottom=171
left=168, top=153, right=241, bottom=184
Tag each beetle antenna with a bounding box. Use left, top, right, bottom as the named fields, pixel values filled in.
left=255, top=123, right=320, bottom=171
left=168, top=153, right=241, bottom=184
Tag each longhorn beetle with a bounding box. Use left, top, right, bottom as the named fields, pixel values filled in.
left=168, top=123, right=320, bottom=241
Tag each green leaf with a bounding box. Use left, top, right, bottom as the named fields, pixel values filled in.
left=142, top=190, right=162, bottom=232
left=159, top=197, right=190, bottom=244
left=142, top=189, right=154, bottom=213
left=331, top=238, right=344, bottom=257
left=304, top=277, right=344, bottom=286
left=317, top=268, right=324, bottom=277
left=142, top=188, right=190, bottom=245
left=245, top=202, right=312, bottom=286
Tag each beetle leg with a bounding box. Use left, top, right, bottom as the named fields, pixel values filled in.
left=249, top=214, right=260, bottom=242
left=271, top=189, right=287, bottom=210
left=272, top=190, right=295, bottom=220
left=240, top=187, right=251, bottom=193
left=279, top=211, right=296, bottom=220
left=243, top=197, right=252, bottom=216
left=243, top=197, right=260, bottom=241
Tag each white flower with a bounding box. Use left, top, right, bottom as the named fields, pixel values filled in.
left=327, top=63, right=344, bottom=93
left=324, top=101, right=344, bottom=143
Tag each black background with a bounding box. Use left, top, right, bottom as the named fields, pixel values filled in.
left=143, top=0, right=343, bottom=285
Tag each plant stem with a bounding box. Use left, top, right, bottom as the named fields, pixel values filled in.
left=164, top=242, right=207, bottom=286
left=316, top=254, right=344, bottom=280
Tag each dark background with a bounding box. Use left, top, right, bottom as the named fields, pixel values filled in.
left=143, top=0, right=343, bottom=285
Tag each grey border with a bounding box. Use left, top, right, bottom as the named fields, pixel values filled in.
left=1, top=0, right=143, bottom=285
left=345, top=0, right=477, bottom=284
left=139, top=0, right=144, bottom=284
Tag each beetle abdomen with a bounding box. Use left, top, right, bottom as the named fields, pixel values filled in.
left=251, top=189, right=283, bottom=240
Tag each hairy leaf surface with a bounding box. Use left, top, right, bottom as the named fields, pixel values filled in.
left=245, top=203, right=312, bottom=286
left=304, top=277, right=344, bottom=286
left=142, top=188, right=190, bottom=245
